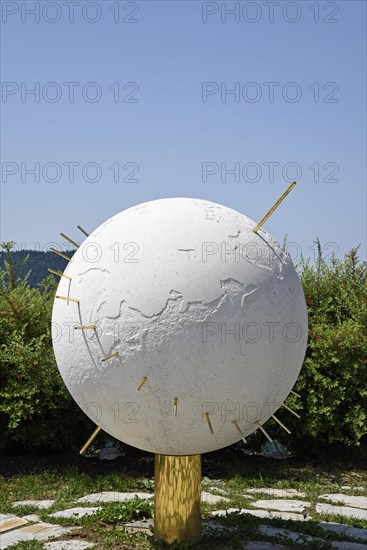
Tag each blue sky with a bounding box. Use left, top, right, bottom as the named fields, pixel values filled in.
left=1, top=0, right=366, bottom=262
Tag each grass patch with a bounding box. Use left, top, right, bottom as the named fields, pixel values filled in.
left=82, top=498, right=153, bottom=527
left=1, top=452, right=366, bottom=549
left=0, top=467, right=153, bottom=514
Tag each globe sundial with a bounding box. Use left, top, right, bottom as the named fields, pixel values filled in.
left=51, top=186, right=307, bottom=543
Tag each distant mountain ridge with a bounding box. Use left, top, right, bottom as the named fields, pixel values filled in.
left=0, top=250, right=72, bottom=288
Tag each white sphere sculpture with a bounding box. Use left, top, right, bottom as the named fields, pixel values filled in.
left=52, top=198, right=307, bottom=455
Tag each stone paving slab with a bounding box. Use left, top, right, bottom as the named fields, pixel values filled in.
left=259, top=525, right=320, bottom=544
left=22, top=514, right=41, bottom=522
left=319, top=494, right=367, bottom=510
left=202, top=477, right=224, bottom=484
left=122, top=518, right=154, bottom=535
left=0, top=516, right=28, bottom=534
left=13, top=499, right=56, bottom=510
left=0, top=515, right=17, bottom=529
left=259, top=525, right=367, bottom=550
left=44, top=541, right=95, bottom=549
left=207, top=486, right=228, bottom=496
left=202, top=519, right=234, bottom=533
left=332, top=542, right=367, bottom=550
left=318, top=521, right=367, bottom=541
left=0, top=523, right=71, bottom=549
left=316, top=503, right=367, bottom=520
left=246, top=488, right=307, bottom=498
left=49, top=507, right=101, bottom=519
left=0, top=515, right=16, bottom=523
left=77, top=491, right=153, bottom=503
left=246, top=543, right=289, bottom=549
left=211, top=507, right=310, bottom=521
left=76, top=490, right=228, bottom=505
left=202, top=491, right=230, bottom=504
left=252, top=499, right=308, bottom=513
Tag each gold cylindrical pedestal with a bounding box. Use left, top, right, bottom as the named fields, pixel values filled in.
left=154, top=454, right=201, bottom=544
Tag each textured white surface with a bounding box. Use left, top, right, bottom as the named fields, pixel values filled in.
left=52, top=198, right=307, bottom=455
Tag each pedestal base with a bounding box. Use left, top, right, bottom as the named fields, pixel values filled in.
left=154, top=454, right=201, bottom=544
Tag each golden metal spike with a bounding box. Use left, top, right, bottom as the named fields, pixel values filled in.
left=204, top=412, right=214, bottom=435
left=290, top=390, right=301, bottom=398
left=173, top=398, right=178, bottom=417
left=272, top=414, right=291, bottom=434
left=282, top=403, right=301, bottom=419
left=50, top=248, right=72, bottom=261
left=232, top=420, right=247, bottom=443
left=102, top=351, right=120, bottom=362
left=137, top=376, right=147, bottom=392
left=56, top=295, right=79, bottom=303
left=252, top=181, right=297, bottom=233
left=74, top=325, right=96, bottom=330
left=60, top=232, right=79, bottom=248
left=48, top=268, right=72, bottom=280
left=256, top=420, right=273, bottom=443
left=77, top=225, right=89, bottom=237
left=79, top=426, right=101, bottom=455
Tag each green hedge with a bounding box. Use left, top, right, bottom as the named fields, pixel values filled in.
left=287, top=244, right=367, bottom=453
left=0, top=243, right=91, bottom=453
